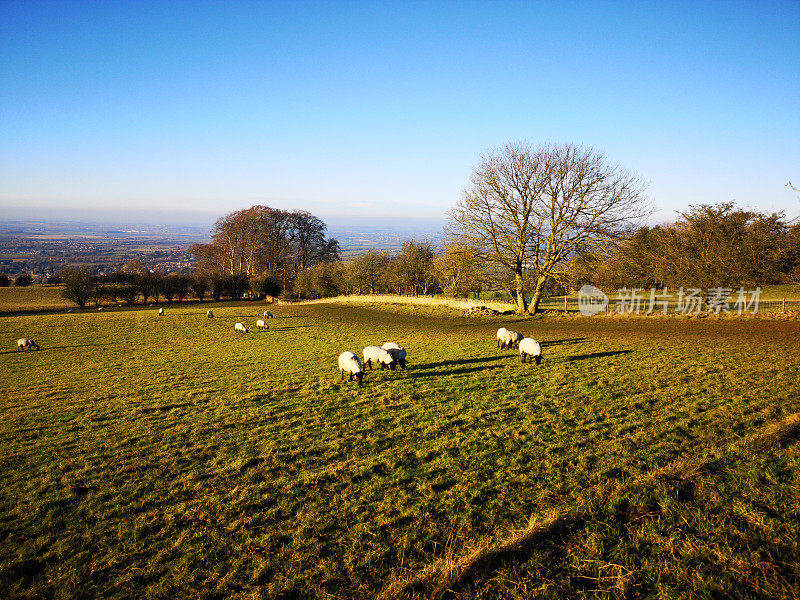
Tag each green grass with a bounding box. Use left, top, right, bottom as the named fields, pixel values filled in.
left=1, top=300, right=799, bottom=599
left=0, top=285, right=70, bottom=313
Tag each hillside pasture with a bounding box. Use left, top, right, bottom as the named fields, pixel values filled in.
left=0, top=285, right=70, bottom=313
left=0, top=301, right=799, bottom=599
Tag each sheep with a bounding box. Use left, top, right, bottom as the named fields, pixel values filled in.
left=263, top=310, right=274, bottom=319
left=338, top=351, right=363, bottom=386
left=234, top=322, right=248, bottom=333
left=496, top=327, right=510, bottom=349
left=363, top=346, right=397, bottom=371
left=206, top=310, right=214, bottom=318
left=497, top=327, right=522, bottom=349
left=17, top=338, right=40, bottom=351
left=507, top=330, right=523, bottom=349
left=381, top=342, right=407, bottom=369
left=158, top=307, right=164, bottom=316
left=256, top=319, right=268, bottom=330
left=519, top=338, right=543, bottom=365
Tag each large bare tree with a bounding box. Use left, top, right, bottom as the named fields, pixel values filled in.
left=448, top=142, right=649, bottom=313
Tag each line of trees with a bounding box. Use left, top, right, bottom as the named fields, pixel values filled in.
left=56, top=264, right=259, bottom=309
left=563, top=202, right=800, bottom=292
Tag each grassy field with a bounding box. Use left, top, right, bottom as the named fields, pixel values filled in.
left=1, top=300, right=799, bottom=599
left=0, top=285, right=71, bottom=313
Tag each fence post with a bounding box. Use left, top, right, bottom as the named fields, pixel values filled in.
left=564, top=295, right=568, bottom=313
left=782, top=297, right=786, bottom=312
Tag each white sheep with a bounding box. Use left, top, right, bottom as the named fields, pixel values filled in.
left=507, top=330, right=523, bottom=349
left=17, top=338, right=40, bottom=351
left=363, top=346, right=397, bottom=371
left=381, top=342, right=407, bottom=369
left=234, top=322, right=248, bottom=333
left=519, top=338, right=543, bottom=365
left=497, top=327, right=522, bottom=349
left=496, top=327, right=510, bottom=349
left=158, top=307, right=164, bottom=316
left=338, top=351, right=364, bottom=386
left=206, top=310, right=214, bottom=318
left=263, top=310, right=274, bottom=319
left=256, top=319, right=268, bottom=330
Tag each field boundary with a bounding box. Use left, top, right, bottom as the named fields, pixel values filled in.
left=379, top=413, right=800, bottom=600
left=297, top=294, right=516, bottom=312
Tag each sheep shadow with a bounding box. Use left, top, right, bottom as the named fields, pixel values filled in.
left=566, top=350, right=632, bottom=362
left=404, top=364, right=505, bottom=379
left=412, top=355, right=508, bottom=371
left=541, top=338, right=588, bottom=347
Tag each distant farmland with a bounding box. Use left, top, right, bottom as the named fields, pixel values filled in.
left=1, top=299, right=798, bottom=599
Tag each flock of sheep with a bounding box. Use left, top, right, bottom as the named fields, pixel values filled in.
left=337, top=328, right=542, bottom=388
left=497, top=327, right=543, bottom=365
left=15, top=309, right=543, bottom=388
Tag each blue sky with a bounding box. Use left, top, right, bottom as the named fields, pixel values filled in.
left=1, top=0, right=798, bottom=225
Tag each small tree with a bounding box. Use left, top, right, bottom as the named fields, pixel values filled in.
left=295, top=262, right=345, bottom=299
left=437, top=242, right=484, bottom=297
left=60, top=266, right=96, bottom=309
left=0, top=273, right=10, bottom=287
left=14, top=274, right=33, bottom=287
left=348, top=250, right=390, bottom=294
left=190, top=275, right=209, bottom=302
left=395, top=240, right=436, bottom=295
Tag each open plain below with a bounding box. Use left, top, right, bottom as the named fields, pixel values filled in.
left=1, top=299, right=799, bottom=599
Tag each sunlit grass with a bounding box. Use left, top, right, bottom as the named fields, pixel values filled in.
left=1, top=300, right=799, bottom=598
left=0, top=284, right=70, bottom=313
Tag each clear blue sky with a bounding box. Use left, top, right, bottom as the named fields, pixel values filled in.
left=1, top=0, right=798, bottom=225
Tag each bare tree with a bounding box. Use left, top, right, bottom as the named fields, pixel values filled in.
left=448, top=142, right=649, bottom=313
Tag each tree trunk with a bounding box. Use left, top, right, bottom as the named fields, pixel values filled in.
left=514, top=271, right=527, bottom=313
left=528, top=275, right=548, bottom=314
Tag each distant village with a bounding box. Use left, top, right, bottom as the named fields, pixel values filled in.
left=0, top=218, right=445, bottom=284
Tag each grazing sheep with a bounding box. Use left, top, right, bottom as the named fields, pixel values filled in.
left=382, top=342, right=407, bottom=369
left=158, top=307, right=164, bottom=316
left=97, top=307, right=104, bottom=311
left=263, top=310, right=273, bottom=319
left=363, top=346, right=397, bottom=371
left=338, top=351, right=364, bottom=386
left=256, top=319, right=268, bottom=330
left=519, top=338, right=543, bottom=365
left=496, top=327, right=508, bottom=348
left=507, top=330, right=523, bottom=349
left=206, top=310, right=214, bottom=318
left=497, top=327, right=522, bottom=349
left=17, top=338, right=40, bottom=351
left=234, top=322, right=248, bottom=333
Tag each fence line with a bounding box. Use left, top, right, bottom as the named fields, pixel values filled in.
left=538, top=296, right=800, bottom=314
left=299, top=294, right=800, bottom=315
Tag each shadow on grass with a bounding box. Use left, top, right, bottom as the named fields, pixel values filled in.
left=566, top=350, right=632, bottom=362
left=413, top=355, right=508, bottom=370
left=403, top=364, right=505, bottom=379
left=0, top=343, right=105, bottom=355
left=541, top=337, right=588, bottom=347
